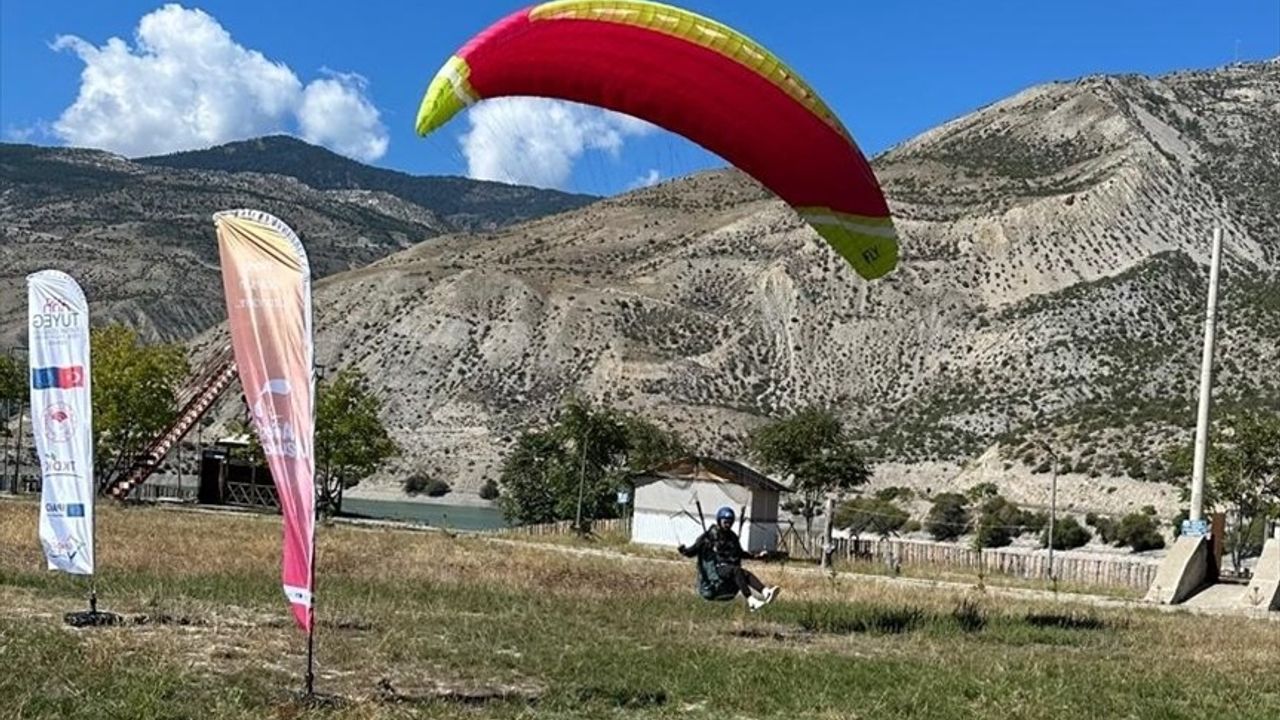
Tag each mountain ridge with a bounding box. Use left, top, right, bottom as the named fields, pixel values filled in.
left=0, top=138, right=595, bottom=345
left=136, top=135, right=596, bottom=231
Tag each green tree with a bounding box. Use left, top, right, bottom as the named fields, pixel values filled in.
left=1042, top=516, right=1091, bottom=550
left=834, top=497, right=908, bottom=539
left=749, top=407, right=871, bottom=533
left=499, top=429, right=567, bottom=525
left=925, top=493, right=971, bottom=542
left=91, top=325, right=188, bottom=490
left=0, top=354, right=22, bottom=406
left=620, top=414, right=686, bottom=474
left=0, top=354, right=24, bottom=443
left=1170, top=411, right=1280, bottom=571
left=497, top=397, right=685, bottom=526
left=972, top=496, right=1026, bottom=549
left=403, top=470, right=431, bottom=496
left=315, top=369, right=398, bottom=516
left=233, top=368, right=398, bottom=515
left=1113, top=512, right=1166, bottom=552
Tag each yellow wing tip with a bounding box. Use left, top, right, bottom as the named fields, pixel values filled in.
left=415, top=56, right=473, bottom=136
left=816, top=223, right=900, bottom=280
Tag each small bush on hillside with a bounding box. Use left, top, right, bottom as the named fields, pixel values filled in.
left=972, top=496, right=1027, bottom=549
left=403, top=472, right=431, bottom=496
left=875, top=486, right=916, bottom=503
left=479, top=479, right=500, bottom=500
left=425, top=479, right=452, bottom=498
left=1042, top=516, right=1091, bottom=550
left=974, top=517, right=1013, bottom=549
left=965, top=482, right=1000, bottom=502
left=835, top=497, right=909, bottom=538
left=1023, top=511, right=1049, bottom=535
left=1114, top=512, right=1165, bottom=552
left=1086, top=513, right=1120, bottom=544
left=926, top=493, right=971, bottom=541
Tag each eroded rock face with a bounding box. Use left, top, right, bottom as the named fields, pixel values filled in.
left=277, top=64, right=1277, bottom=499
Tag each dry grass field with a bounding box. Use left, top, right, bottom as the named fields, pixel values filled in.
left=1, top=499, right=1278, bottom=719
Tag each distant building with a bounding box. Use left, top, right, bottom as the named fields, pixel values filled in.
left=630, top=456, right=787, bottom=552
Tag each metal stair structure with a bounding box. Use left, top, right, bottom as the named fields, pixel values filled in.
left=107, top=345, right=238, bottom=500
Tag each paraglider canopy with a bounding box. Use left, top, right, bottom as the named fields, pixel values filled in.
left=416, top=0, right=899, bottom=281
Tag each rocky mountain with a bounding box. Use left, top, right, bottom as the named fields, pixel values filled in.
left=6, top=61, right=1278, bottom=512
left=0, top=139, right=593, bottom=345
left=137, top=136, right=594, bottom=231
left=245, top=60, right=1274, bottom=506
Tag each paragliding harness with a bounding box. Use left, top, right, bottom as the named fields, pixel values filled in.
left=689, top=501, right=748, bottom=602
left=696, top=553, right=740, bottom=602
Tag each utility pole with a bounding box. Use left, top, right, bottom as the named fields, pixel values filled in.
left=1, top=398, right=8, bottom=491
left=1035, top=439, right=1059, bottom=580
left=821, top=496, right=836, bottom=572
left=574, top=432, right=589, bottom=534
left=1049, top=450, right=1058, bottom=584
left=13, top=398, right=23, bottom=492
left=1190, top=228, right=1223, bottom=523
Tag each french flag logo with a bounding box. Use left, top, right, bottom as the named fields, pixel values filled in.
left=31, top=366, right=85, bottom=390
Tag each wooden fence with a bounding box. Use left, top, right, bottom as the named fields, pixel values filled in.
left=501, top=517, right=632, bottom=537
left=499, top=518, right=1158, bottom=591
left=123, top=482, right=199, bottom=503
left=781, top=534, right=1159, bottom=591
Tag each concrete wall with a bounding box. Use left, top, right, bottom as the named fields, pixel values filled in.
left=631, top=479, right=778, bottom=552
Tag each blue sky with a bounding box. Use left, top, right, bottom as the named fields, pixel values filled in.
left=2, top=1, right=1277, bottom=195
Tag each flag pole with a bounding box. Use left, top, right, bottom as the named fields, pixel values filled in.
left=89, top=499, right=97, bottom=614
left=304, top=532, right=316, bottom=696
left=303, top=362, right=320, bottom=697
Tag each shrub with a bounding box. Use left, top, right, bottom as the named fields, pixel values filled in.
left=965, top=482, right=999, bottom=502
left=1114, top=512, right=1165, bottom=552
left=403, top=472, right=431, bottom=496
left=425, top=479, right=452, bottom=498
left=973, top=496, right=1026, bottom=548
left=479, top=479, right=500, bottom=500
left=974, top=518, right=1013, bottom=549
left=1086, top=513, right=1120, bottom=544
left=902, top=520, right=923, bottom=534
left=1042, top=516, right=1091, bottom=550
left=1022, top=511, right=1049, bottom=535
left=926, top=493, right=971, bottom=541
left=835, top=497, right=909, bottom=538
left=875, top=486, right=916, bottom=503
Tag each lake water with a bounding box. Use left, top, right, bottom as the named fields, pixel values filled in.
left=340, top=497, right=509, bottom=532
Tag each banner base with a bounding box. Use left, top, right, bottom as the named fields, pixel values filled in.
left=63, top=610, right=123, bottom=628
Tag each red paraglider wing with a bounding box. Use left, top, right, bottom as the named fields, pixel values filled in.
left=418, top=2, right=898, bottom=279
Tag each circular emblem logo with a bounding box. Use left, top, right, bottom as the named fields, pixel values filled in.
left=43, top=403, right=75, bottom=444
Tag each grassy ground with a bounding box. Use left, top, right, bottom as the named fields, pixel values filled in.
left=1, top=500, right=1278, bottom=719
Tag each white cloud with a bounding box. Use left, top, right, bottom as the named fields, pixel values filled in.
left=3, top=122, right=51, bottom=143
left=298, top=73, right=388, bottom=162
left=627, top=169, right=662, bottom=190
left=49, top=4, right=387, bottom=160
left=460, top=97, right=655, bottom=190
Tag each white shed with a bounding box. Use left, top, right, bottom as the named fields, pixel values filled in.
left=630, top=456, right=786, bottom=553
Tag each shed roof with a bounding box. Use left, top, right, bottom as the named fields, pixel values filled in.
left=634, top=456, right=788, bottom=493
